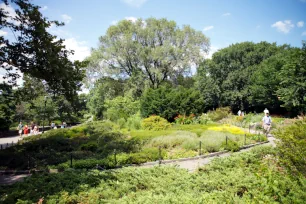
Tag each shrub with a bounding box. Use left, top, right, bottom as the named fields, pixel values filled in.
left=126, top=113, right=142, bottom=130
left=222, top=140, right=240, bottom=152
left=207, top=107, right=231, bottom=121
left=197, top=113, right=212, bottom=124
left=117, top=118, right=126, bottom=129
left=141, top=115, right=171, bottom=130
left=275, top=119, right=306, bottom=176
left=129, top=148, right=166, bottom=164
left=174, top=114, right=196, bottom=124
left=140, top=85, right=204, bottom=121
left=80, top=142, right=98, bottom=152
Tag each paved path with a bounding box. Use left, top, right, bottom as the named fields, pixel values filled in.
left=0, top=129, right=276, bottom=185
left=140, top=135, right=276, bottom=172
left=0, top=132, right=43, bottom=149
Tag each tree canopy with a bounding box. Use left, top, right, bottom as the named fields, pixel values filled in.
left=0, top=0, right=85, bottom=101
left=86, top=18, right=210, bottom=89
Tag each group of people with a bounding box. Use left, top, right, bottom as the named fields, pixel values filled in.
left=237, top=108, right=272, bottom=135
left=17, top=122, right=39, bottom=137
left=50, top=122, right=67, bottom=129
left=17, top=121, right=68, bottom=137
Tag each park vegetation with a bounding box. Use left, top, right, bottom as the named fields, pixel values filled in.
left=0, top=1, right=305, bottom=203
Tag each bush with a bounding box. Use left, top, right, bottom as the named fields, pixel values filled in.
left=126, top=113, right=142, bottom=130
left=174, top=114, right=196, bottom=124
left=222, top=140, right=240, bottom=152
left=140, top=85, right=204, bottom=121
left=197, top=113, right=212, bottom=124
left=129, top=148, right=166, bottom=164
left=80, top=142, right=98, bottom=152
left=141, top=115, right=171, bottom=130
left=207, top=107, right=231, bottom=121
left=275, top=119, right=306, bottom=175
left=117, top=118, right=126, bottom=129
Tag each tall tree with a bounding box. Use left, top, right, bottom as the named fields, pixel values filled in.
left=0, top=83, right=15, bottom=130
left=87, top=18, right=210, bottom=89
left=277, top=42, right=306, bottom=114
left=0, top=0, right=84, bottom=101
left=199, top=41, right=285, bottom=111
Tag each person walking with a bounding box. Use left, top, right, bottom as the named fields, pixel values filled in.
left=262, top=111, right=272, bottom=136
left=23, top=124, right=29, bottom=136
left=17, top=122, right=23, bottom=137
left=30, top=122, right=35, bottom=135
left=33, top=125, right=38, bottom=135
left=51, top=122, right=55, bottom=129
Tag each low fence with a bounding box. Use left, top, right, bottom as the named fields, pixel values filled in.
left=0, top=131, right=268, bottom=172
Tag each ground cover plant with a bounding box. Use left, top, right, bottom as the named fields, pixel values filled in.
left=1, top=145, right=305, bottom=203
left=0, top=116, right=264, bottom=171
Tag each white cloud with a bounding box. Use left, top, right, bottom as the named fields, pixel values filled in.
left=222, top=13, right=231, bottom=16
left=40, top=6, right=48, bottom=11
left=61, top=14, right=72, bottom=24
left=0, top=30, right=8, bottom=36
left=63, top=38, right=90, bottom=61
left=121, top=0, right=148, bottom=7
left=203, top=26, right=214, bottom=31
left=302, top=31, right=306, bottom=36
left=125, top=16, right=138, bottom=23
left=297, top=21, right=304, bottom=27
left=271, top=20, right=294, bottom=33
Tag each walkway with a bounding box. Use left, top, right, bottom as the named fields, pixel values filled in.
left=0, top=133, right=276, bottom=185
left=140, top=135, right=276, bottom=172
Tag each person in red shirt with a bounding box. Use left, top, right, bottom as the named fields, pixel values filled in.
left=23, top=124, right=29, bottom=136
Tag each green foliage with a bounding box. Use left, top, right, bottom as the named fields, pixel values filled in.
left=87, top=17, right=209, bottom=88
left=275, top=119, right=306, bottom=176
left=140, top=85, right=204, bottom=121
left=276, top=42, right=306, bottom=114
left=196, top=41, right=290, bottom=113
left=222, top=140, right=240, bottom=152
left=1, top=0, right=84, bottom=100
left=141, top=115, right=171, bottom=130
left=207, top=107, right=231, bottom=121
left=0, top=83, right=15, bottom=131
left=105, top=96, right=140, bottom=121
left=197, top=113, right=212, bottom=125
left=126, top=113, right=142, bottom=130
left=1, top=146, right=305, bottom=203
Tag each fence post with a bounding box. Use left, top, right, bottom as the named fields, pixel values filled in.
left=6, top=143, right=9, bottom=148
left=1, top=144, right=2, bottom=150
left=226, top=136, right=228, bottom=147
left=244, top=134, right=246, bottom=145
left=70, top=153, right=73, bottom=168
left=158, top=146, right=162, bottom=166
left=11, top=141, right=13, bottom=146
left=258, top=132, right=261, bottom=142
left=199, top=141, right=202, bottom=156
left=114, top=149, right=117, bottom=167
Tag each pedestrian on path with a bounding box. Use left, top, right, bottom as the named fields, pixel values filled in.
left=17, top=122, right=23, bottom=137
left=30, top=122, right=35, bottom=135
left=23, top=125, right=29, bottom=136
left=262, top=111, right=272, bottom=136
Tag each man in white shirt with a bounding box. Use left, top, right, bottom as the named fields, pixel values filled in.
left=262, top=112, right=272, bottom=136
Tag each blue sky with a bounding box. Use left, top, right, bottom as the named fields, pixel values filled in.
left=1, top=0, right=306, bottom=61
